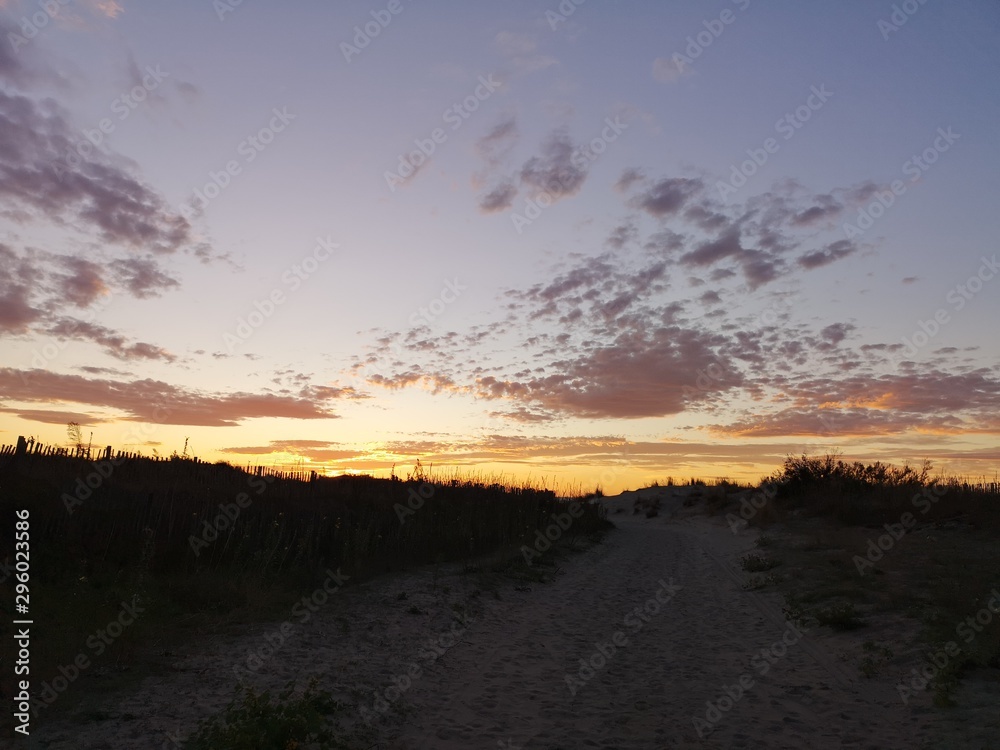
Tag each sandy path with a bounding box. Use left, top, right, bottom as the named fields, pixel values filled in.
left=387, top=508, right=928, bottom=749
left=28, top=496, right=941, bottom=749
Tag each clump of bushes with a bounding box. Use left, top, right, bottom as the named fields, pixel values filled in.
left=740, top=552, right=780, bottom=572
left=184, top=678, right=367, bottom=749
left=766, top=453, right=1000, bottom=527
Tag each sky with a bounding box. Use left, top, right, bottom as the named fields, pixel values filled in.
left=1, top=0, right=998, bottom=494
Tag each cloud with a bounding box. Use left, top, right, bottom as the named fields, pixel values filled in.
left=798, top=239, right=856, bottom=269
left=95, top=1, right=125, bottom=19
left=173, top=79, right=201, bottom=102
left=479, top=181, right=518, bottom=213
left=606, top=222, right=638, bottom=249
left=518, top=129, right=589, bottom=201
left=632, top=177, right=703, bottom=217
left=474, top=117, right=521, bottom=211
left=651, top=56, right=690, bottom=83
left=615, top=168, right=645, bottom=193
left=0, top=88, right=193, bottom=253
left=0, top=407, right=109, bottom=426
left=0, top=368, right=358, bottom=426
left=54, top=257, right=109, bottom=307
left=679, top=227, right=743, bottom=266
left=221, top=439, right=363, bottom=463
left=45, top=318, right=176, bottom=362
left=712, top=366, right=1000, bottom=438
left=0, top=245, right=42, bottom=333
left=111, top=257, right=179, bottom=298
left=474, top=325, right=739, bottom=419
left=493, top=30, right=558, bottom=74
left=475, top=116, right=519, bottom=166
left=367, top=371, right=456, bottom=393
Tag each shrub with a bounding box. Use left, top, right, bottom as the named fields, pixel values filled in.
left=815, top=602, right=866, bottom=631
left=183, top=678, right=362, bottom=750
left=740, top=553, right=780, bottom=572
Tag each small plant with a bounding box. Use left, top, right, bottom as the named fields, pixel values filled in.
left=742, top=574, right=775, bottom=591
left=407, top=605, right=424, bottom=615
left=815, top=602, right=866, bottom=631
left=755, top=534, right=773, bottom=548
left=67, top=421, right=84, bottom=454
left=183, top=677, right=358, bottom=750
left=741, top=553, right=780, bottom=572
left=931, top=661, right=963, bottom=707
left=859, top=641, right=894, bottom=677
left=782, top=594, right=808, bottom=629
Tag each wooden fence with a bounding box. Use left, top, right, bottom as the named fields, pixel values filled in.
left=0, top=436, right=318, bottom=483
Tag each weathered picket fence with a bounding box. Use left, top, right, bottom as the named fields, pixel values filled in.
left=0, top=436, right=318, bottom=483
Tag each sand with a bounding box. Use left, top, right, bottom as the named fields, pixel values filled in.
left=28, top=487, right=964, bottom=749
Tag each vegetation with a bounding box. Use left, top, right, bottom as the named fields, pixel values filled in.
left=0, top=442, right=611, bottom=725
left=740, top=552, right=780, bottom=572
left=183, top=677, right=368, bottom=750
left=762, top=452, right=998, bottom=527
left=736, top=453, right=1000, bottom=708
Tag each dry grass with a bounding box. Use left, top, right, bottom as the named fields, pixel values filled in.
left=0, top=451, right=612, bottom=724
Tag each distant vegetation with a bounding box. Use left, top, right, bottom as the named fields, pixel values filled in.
left=761, top=452, right=999, bottom=527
